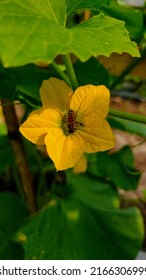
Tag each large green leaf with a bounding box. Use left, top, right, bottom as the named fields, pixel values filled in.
left=15, top=176, right=144, bottom=260
left=68, top=173, right=119, bottom=209
left=101, top=1, right=144, bottom=41
left=1, top=0, right=67, bottom=26
left=0, top=0, right=140, bottom=67
left=93, top=147, right=141, bottom=191
left=87, top=146, right=141, bottom=191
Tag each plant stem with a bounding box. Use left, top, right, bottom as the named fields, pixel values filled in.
left=50, top=61, right=72, bottom=87
left=109, top=108, right=146, bottom=124
left=63, top=54, right=79, bottom=90
left=110, top=48, right=146, bottom=91
left=1, top=100, right=37, bottom=214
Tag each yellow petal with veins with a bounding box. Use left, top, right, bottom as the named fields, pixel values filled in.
left=70, top=85, right=110, bottom=122
left=45, top=129, right=84, bottom=170
left=77, top=120, right=116, bottom=153
left=40, top=77, right=73, bottom=113
left=20, top=108, right=61, bottom=145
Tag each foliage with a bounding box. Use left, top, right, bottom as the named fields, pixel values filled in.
left=15, top=178, right=143, bottom=260
left=0, top=0, right=145, bottom=260
left=0, top=0, right=139, bottom=67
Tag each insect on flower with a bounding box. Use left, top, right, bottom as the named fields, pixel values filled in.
left=67, top=109, right=76, bottom=133
left=66, top=109, right=84, bottom=134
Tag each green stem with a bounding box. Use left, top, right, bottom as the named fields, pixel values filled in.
left=63, top=54, right=79, bottom=90
left=109, top=108, right=146, bottom=124
left=50, top=61, right=72, bottom=87
left=110, top=48, right=146, bottom=91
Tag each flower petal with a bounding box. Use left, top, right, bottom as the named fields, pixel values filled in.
left=73, top=154, right=87, bottom=174
left=70, top=85, right=110, bottom=121
left=45, top=128, right=84, bottom=170
left=40, top=77, right=73, bottom=113
left=20, top=108, right=61, bottom=145
left=77, top=119, right=116, bottom=153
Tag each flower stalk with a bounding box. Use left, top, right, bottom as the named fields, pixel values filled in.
left=50, top=61, right=72, bottom=88
left=63, top=54, right=79, bottom=90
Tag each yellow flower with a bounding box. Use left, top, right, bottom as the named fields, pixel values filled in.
left=20, top=77, right=116, bottom=170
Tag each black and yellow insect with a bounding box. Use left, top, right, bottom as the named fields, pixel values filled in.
left=67, top=109, right=76, bottom=133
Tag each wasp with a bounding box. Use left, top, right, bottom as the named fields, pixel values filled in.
left=67, top=109, right=84, bottom=134
left=67, top=109, right=76, bottom=133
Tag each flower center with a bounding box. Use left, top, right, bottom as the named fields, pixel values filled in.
left=62, top=109, right=83, bottom=135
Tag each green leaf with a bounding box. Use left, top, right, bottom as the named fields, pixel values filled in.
left=15, top=177, right=144, bottom=259
left=68, top=173, right=119, bottom=209
left=0, top=192, right=27, bottom=241
left=0, top=66, right=16, bottom=99
left=66, top=0, right=111, bottom=15
left=0, top=64, right=52, bottom=101
left=14, top=65, right=52, bottom=101
left=108, top=116, right=146, bottom=137
left=100, top=1, right=144, bottom=42
left=0, top=136, right=15, bottom=171
left=95, top=147, right=141, bottom=191
left=0, top=1, right=140, bottom=67
left=74, top=58, right=109, bottom=87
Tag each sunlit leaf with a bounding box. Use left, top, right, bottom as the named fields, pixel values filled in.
left=101, top=1, right=144, bottom=42
left=0, top=0, right=140, bottom=67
